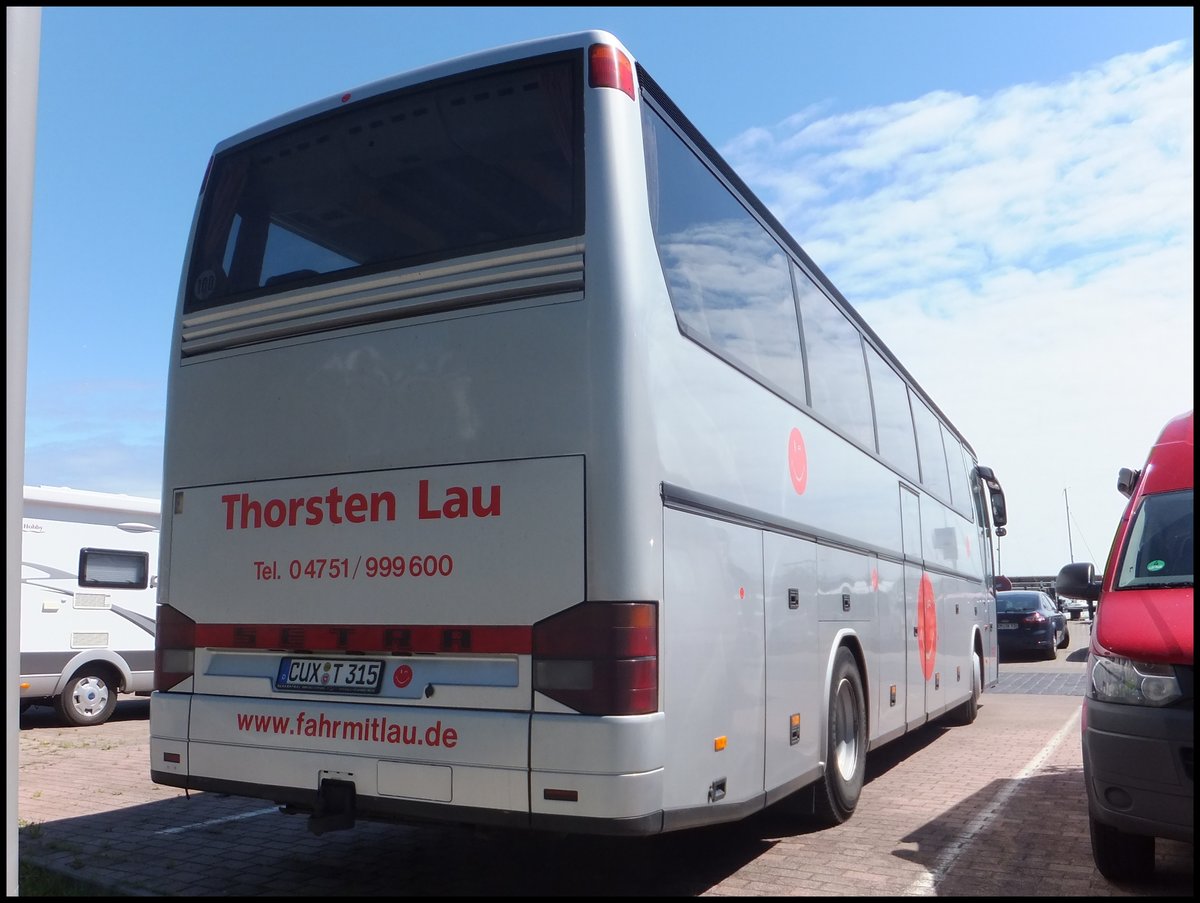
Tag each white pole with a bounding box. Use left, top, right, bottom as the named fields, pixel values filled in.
left=1064, top=488, right=1075, bottom=563
left=8, top=7, right=41, bottom=896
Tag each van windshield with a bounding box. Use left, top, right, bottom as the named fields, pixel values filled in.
left=1115, top=489, right=1193, bottom=588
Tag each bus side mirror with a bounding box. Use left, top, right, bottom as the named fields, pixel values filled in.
left=976, top=465, right=1007, bottom=529
left=990, top=493, right=1007, bottom=529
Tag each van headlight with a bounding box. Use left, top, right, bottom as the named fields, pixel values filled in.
left=1089, top=652, right=1182, bottom=706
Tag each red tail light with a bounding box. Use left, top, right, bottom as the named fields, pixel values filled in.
left=588, top=44, right=636, bottom=100
left=533, top=601, right=657, bottom=715
left=155, top=604, right=196, bottom=691
left=1022, top=611, right=1048, bottom=624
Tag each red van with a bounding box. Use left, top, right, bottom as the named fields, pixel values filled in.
left=1056, top=410, right=1193, bottom=881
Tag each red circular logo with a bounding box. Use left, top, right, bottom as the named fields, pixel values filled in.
left=788, top=428, right=808, bottom=495
left=917, top=573, right=938, bottom=681
left=393, top=664, right=413, bottom=689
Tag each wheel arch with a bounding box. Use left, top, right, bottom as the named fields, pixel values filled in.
left=53, top=650, right=133, bottom=696
left=822, top=628, right=870, bottom=742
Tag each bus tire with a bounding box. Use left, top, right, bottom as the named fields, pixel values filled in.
left=948, top=650, right=981, bottom=726
left=814, top=647, right=867, bottom=825
left=56, top=667, right=118, bottom=727
left=1090, top=814, right=1155, bottom=882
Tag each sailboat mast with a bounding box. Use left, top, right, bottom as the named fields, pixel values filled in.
left=1064, top=488, right=1075, bottom=563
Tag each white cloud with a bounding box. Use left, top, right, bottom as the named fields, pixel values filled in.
left=724, top=42, right=1194, bottom=575
left=23, top=39, right=1192, bottom=576
left=23, top=377, right=165, bottom=499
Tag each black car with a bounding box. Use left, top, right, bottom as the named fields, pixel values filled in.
left=996, top=590, right=1069, bottom=660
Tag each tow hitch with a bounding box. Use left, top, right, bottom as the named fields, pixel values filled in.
left=308, top=778, right=356, bottom=836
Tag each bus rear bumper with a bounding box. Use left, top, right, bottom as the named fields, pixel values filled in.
left=149, top=745, right=668, bottom=836
left=149, top=692, right=671, bottom=834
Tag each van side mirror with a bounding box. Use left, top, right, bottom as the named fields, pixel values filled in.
left=1056, top=561, right=1101, bottom=602
left=1117, top=467, right=1140, bottom=499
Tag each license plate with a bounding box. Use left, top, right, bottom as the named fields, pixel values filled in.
left=275, top=657, right=384, bottom=694
left=998, top=623, right=1018, bottom=630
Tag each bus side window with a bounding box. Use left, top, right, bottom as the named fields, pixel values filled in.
left=864, top=345, right=918, bottom=480
left=793, top=268, right=873, bottom=450
left=643, top=105, right=806, bottom=405
left=912, top=398, right=951, bottom=502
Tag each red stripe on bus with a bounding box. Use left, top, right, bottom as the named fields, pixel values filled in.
left=193, top=623, right=532, bottom=654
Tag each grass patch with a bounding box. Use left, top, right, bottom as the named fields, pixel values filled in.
left=18, top=860, right=126, bottom=896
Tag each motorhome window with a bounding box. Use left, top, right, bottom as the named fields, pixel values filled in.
left=79, top=548, right=150, bottom=590
left=642, top=103, right=806, bottom=403
left=184, top=54, right=583, bottom=312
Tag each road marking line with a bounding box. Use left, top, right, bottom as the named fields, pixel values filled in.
left=902, top=705, right=1082, bottom=896
left=155, top=806, right=280, bottom=835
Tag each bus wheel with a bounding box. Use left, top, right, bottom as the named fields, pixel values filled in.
left=56, top=668, right=118, bottom=727
left=1090, top=815, right=1155, bottom=882
left=815, top=647, right=866, bottom=825
left=947, top=650, right=981, bottom=726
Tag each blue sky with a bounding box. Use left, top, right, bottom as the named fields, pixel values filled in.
left=18, top=6, right=1194, bottom=575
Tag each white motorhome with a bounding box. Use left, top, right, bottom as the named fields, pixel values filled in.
left=20, top=485, right=161, bottom=726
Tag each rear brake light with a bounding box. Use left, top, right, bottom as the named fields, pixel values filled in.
left=155, top=604, right=196, bottom=691
left=533, top=601, right=657, bottom=715
left=1022, top=611, right=1047, bottom=624
left=588, top=44, right=636, bottom=100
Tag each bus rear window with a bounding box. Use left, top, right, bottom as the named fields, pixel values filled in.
left=185, top=55, right=583, bottom=312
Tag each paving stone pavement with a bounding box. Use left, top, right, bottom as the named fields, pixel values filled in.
left=992, top=670, right=1088, bottom=695
left=16, top=622, right=1191, bottom=897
